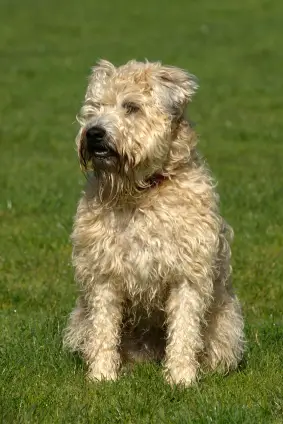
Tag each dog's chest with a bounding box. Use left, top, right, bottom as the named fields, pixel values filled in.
left=104, top=207, right=179, bottom=290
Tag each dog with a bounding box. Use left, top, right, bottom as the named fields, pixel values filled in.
left=63, top=59, right=244, bottom=386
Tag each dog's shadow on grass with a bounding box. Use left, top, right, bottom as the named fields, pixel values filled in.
left=237, top=355, right=248, bottom=372
left=64, top=350, right=86, bottom=374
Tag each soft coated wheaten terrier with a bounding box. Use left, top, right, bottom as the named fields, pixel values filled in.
left=64, top=59, right=244, bottom=386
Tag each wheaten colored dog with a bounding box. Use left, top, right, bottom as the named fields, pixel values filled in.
left=63, top=59, right=244, bottom=386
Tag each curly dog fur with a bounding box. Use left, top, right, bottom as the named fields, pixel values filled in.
left=63, top=59, right=244, bottom=386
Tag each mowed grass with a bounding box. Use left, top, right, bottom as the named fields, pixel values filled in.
left=1, top=0, right=283, bottom=422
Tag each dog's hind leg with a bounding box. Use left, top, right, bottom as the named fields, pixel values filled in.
left=202, top=286, right=245, bottom=373
left=63, top=297, right=90, bottom=353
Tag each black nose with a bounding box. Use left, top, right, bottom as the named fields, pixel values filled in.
left=86, top=126, right=106, bottom=143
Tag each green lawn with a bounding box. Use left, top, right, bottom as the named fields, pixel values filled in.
left=1, top=0, right=283, bottom=422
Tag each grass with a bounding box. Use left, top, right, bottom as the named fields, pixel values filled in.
left=1, top=0, right=283, bottom=422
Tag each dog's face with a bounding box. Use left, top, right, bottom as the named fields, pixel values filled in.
left=76, top=60, right=198, bottom=183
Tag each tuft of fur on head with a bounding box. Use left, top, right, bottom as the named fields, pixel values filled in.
left=76, top=59, right=199, bottom=204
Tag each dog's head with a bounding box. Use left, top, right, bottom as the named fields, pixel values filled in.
left=76, top=60, right=198, bottom=190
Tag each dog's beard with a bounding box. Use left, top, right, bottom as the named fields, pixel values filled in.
left=94, top=169, right=133, bottom=204
left=83, top=159, right=158, bottom=206
left=80, top=147, right=139, bottom=205
left=79, top=138, right=166, bottom=205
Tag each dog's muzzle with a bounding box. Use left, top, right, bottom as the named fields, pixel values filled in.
left=85, top=125, right=116, bottom=158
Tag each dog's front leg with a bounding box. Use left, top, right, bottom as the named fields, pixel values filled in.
left=164, top=280, right=210, bottom=386
left=85, top=283, right=123, bottom=381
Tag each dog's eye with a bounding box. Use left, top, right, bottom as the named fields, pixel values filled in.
left=122, top=102, right=140, bottom=114
left=92, top=102, right=102, bottom=109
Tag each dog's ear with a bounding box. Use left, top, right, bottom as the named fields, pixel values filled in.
left=154, top=65, right=198, bottom=116
left=86, top=60, right=115, bottom=98
left=91, top=59, right=115, bottom=78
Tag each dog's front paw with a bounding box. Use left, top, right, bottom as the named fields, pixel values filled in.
left=87, top=353, right=120, bottom=382
left=87, top=364, right=118, bottom=382
left=164, top=362, right=198, bottom=387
